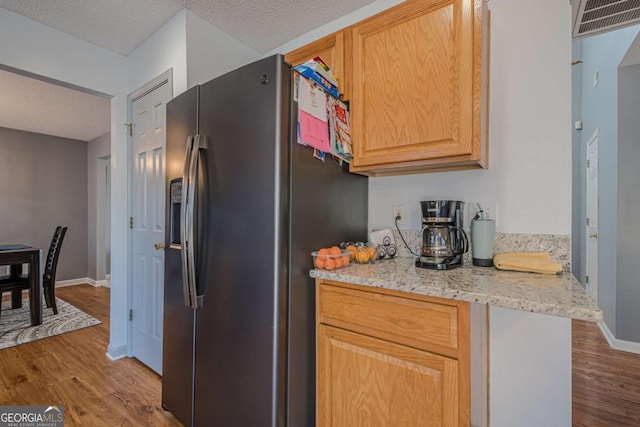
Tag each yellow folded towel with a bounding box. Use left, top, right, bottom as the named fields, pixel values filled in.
left=493, top=252, right=562, bottom=275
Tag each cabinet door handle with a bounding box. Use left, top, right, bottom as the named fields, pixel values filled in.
left=154, top=242, right=165, bottom=250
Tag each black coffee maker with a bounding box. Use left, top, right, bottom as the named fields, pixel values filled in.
left=416, top=200, right=469, bottom=270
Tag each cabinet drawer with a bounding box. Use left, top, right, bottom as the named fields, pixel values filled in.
left=318, top=282, right=459, bottom=354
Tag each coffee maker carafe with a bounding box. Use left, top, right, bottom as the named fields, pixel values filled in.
left=416, top=200, right=469, bottom=270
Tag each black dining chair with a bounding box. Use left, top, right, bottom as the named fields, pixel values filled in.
left=0, top=226, right=68, bottom=317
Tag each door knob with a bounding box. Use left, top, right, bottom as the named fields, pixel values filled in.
left=589, top=233, right=598, bottom=239
left=154, top=242, right=165, bottom=250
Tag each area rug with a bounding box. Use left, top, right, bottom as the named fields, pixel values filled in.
left=0, top=298, right=101, bottom=350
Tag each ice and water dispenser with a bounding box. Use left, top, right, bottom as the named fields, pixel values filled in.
left=169, top=178, right=182, bottom=249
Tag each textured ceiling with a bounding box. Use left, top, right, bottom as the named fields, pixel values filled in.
left=185, top=0, right=375, bottom=53
left=0, top=70, right=110, bottom=141
left=0, top=0, right=377, bottom=55
left=0, top=0, right=184, bottom=55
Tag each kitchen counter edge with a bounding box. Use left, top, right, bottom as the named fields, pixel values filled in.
left=309, top=257, right=603, bottom=323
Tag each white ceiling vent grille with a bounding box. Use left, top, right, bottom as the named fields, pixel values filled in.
left=574, top=0, right=640, bottom=38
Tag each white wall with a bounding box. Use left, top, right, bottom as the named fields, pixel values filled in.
left=0, top=9, right=126, bottom=96
left=185, top=10, right=260, bottom=87
left=572, top=40, right=584, bottom=282
left=127, top=10, right=187, bottom=95
left=88, top=132, right=111, bottom=281
left=578, top=25, right=640, bottom=335
left=616, top=63, right=640, bottom=343
left=0, top=7, right=129, bottom=359
left=490, top=307, right=572, bottom=427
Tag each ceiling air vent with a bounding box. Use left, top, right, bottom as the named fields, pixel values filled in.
left=573, top=0, right=640, bottom=38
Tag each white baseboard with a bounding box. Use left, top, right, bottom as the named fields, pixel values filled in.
left=598, top=321, right=640, bottom=355
left=105, top=344, right=127, bottom=361
left=5, top=277, right=97, bottom=289
left=9, top=278, right=100, bottom=298
left=598, top=321, right=616, bottom=347
left=55, top=277, right=95, bottom=287
left=2, top=269, right=99, bottom=288
left=96, top=279, right=110, bottom=288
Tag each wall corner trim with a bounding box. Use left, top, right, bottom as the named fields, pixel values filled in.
left=96, top=279, right=110, bottom=288
left=598, top=321, right=640, bottom=355
left=105, top=344, right=127, bottom=361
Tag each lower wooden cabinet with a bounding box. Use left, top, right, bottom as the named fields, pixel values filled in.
left=316, top=280, right=485, bottom=426
left=318, top=324, right=459, bottom=426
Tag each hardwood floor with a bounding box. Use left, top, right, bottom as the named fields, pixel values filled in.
left=0, top=285, right=182, bottom=427
left=573, top=319, right=640, bottom=426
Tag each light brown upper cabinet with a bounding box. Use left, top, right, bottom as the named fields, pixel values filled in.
left=349, top=0, right=489, bottom=175
left=284, top=30, right=351, bottom=100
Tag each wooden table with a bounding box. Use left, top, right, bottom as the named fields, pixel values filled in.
left=0, top=245, right=42, bottom=326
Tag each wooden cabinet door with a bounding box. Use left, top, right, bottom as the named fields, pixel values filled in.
left=351, top=0, right=483, bottom=171
left=318, top=324, right=459, bottom=426
left=284, top=30, right=350, bottom=99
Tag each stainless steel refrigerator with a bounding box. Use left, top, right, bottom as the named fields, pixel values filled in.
left=162, top=54, right=368, bottom=427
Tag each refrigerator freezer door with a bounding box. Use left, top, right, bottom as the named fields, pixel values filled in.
left=163, top=85, right=199, bottom=427
left=287, top=141, right=368, bottom=426
left=194, top=55, right=290, bottom=426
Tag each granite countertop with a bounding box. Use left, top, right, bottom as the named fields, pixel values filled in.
left=310, top=257, right=603, bottom=322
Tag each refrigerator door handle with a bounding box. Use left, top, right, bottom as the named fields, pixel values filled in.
left=187, top=134, right=207, bottom=309
left=181, top=135, right=194, bottom=307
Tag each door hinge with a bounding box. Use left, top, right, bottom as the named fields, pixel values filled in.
left=129, top=309, right=133, bottom=321
left=587, top=159, right=591, bottom=168
left=129, top=217, right=133, bottom=229
left=586, top=275, right=589, bottom=284
left=586, top=218, right=590, bottom=226
left=124, top=122, right=133, bottom=137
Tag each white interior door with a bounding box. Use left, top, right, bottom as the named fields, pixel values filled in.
left=586, top=129, right=599, bottom=300
left=130, top=79, right=171, bottom=374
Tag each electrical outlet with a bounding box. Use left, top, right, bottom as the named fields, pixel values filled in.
left=466, top=201, right=498, bottom=229
left=393, top=205, right=406, bottom=225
